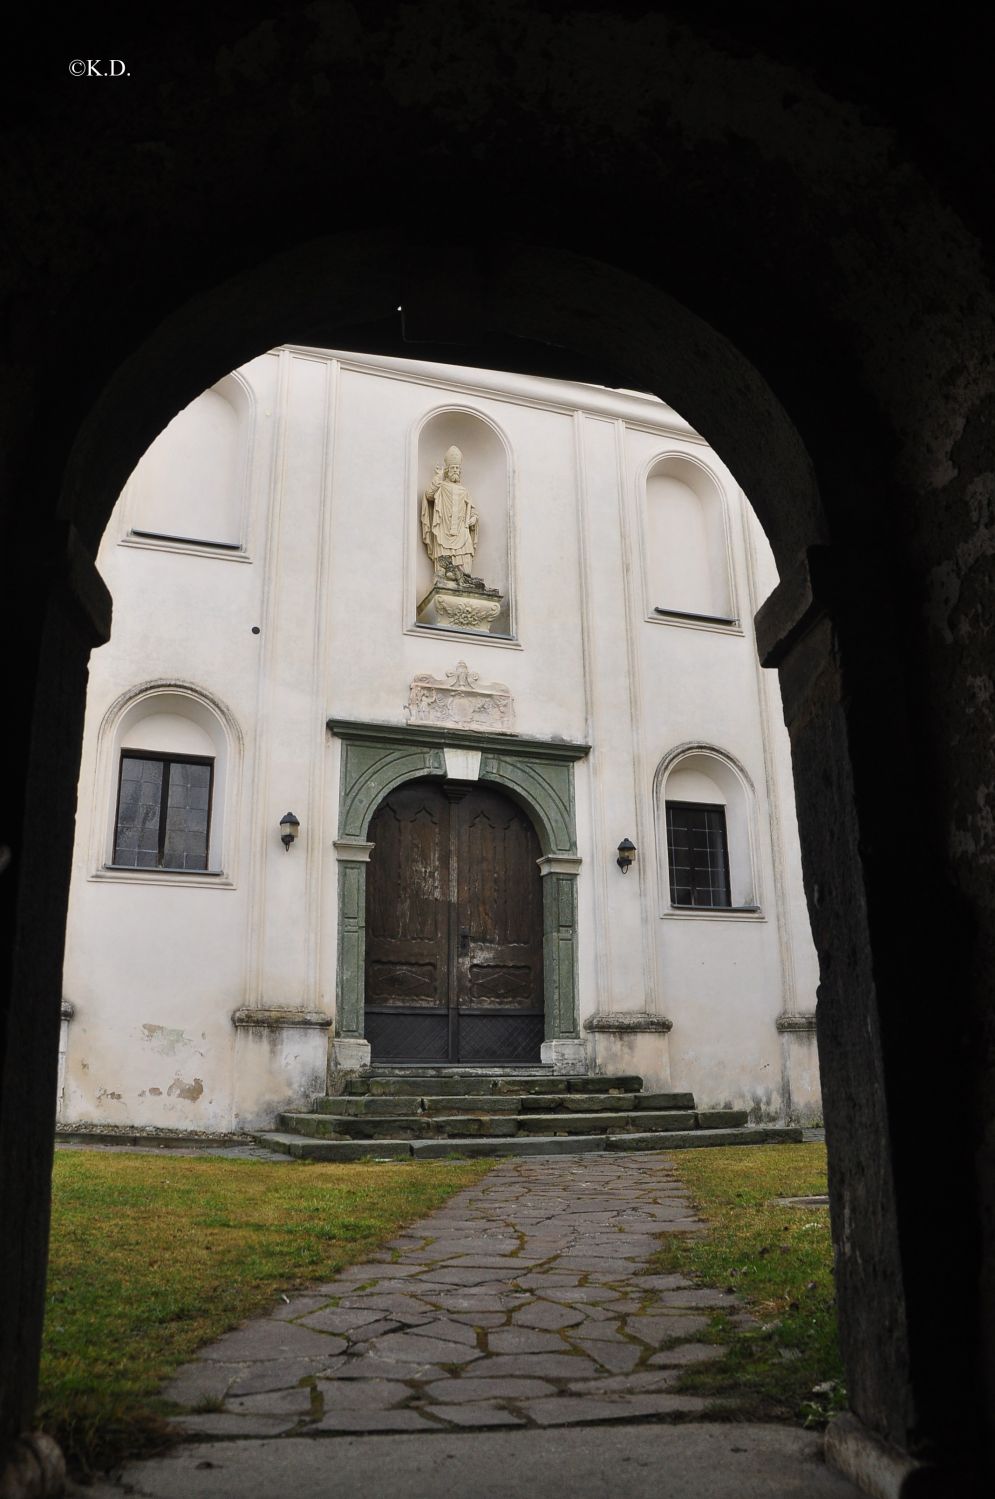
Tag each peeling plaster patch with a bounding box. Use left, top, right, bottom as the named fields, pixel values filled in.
left=167, top=1076, right=204, bottom=1102
left=149, top=1087, right=162, bottom=1096
left=142, top=1023, right=188, bottom=1056
left=96, top=1088, right=123, bottom=1104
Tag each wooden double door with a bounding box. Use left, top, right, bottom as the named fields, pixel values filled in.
left=364, top=780, right=544, bottom=1063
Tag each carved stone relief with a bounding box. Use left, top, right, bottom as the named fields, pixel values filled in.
left=406, top=661, right=515, bottom=731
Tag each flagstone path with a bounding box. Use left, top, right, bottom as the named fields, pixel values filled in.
left=163, top=1152, right=749, bottom=1436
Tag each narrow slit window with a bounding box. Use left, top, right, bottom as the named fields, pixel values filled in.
left=113, top=752, right=213, bottom=870
left=666, top=800, right=731, bottom=908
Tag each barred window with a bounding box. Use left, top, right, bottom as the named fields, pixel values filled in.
left=113, top=753, right=213, bottom=871
left=666, top=801, right=731, bottom=908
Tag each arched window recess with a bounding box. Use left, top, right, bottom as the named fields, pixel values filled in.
left=654, top=745, right=763, bottom=917
left=88, top=683, right=242, bottom=887
left=641, top=453, right=738, bottom=630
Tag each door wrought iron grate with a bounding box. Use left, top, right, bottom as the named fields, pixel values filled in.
left=458, top=1012, right=544, bottom=1064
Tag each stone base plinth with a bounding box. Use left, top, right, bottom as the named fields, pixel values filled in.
left=329, top=1037, right=372, bottom=1074
left=417, top=582, right=503, bottom=633
left=231, top=1008, right=332, bottom=1131
left=541, top=1038, right=587, bottom=1075
left=583, top=1012, right=674, bottom=1093
left=776, top=1011, right=822, bottom=1125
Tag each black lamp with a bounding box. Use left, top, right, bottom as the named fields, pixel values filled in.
left=616, top=837, right=636, bottom=873
left=280, top=812, right=301, bottom=851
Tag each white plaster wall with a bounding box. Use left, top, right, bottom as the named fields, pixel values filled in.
left=61, top=343, right=820, bottom=1130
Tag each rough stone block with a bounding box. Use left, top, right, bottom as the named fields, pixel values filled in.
left=176, top=1412, right=297, bottom=1437
left=254, top=1132, right=412, bottom=1161
left=313, top=1378, right=408, bottom=1409
left=522, top=1392, right=709, bottom=1424
left=423, top=1095, right=519, bottom=1114
left=365, top=1332, right=484, bottom=1364
left=434, top=1115, right=518, bottom=1138
left=567, top=1075, right=642, bottom=1093
left=423, top=1401, right=525, bottom=1426
left=469, top=1353, right=600, bottom=1380
left=422, top=1378, right=556, bottom=1403
left=696, top=1110, right=750, bottom=1129
left=201, top=1322, right=349, bottom=1362
left=625, top=1313, right=711, bottom=1343
left=410, top=1135, right=605, bottom=1159
left=647, top=1342, right=727, bottom=1367
left=519, top=1094, right=634, bottom=1113
left=635, top=1093, right=696, bottom=1110
left=512, top=1113, right=607, bottom=1135
left=226, top=1388, right=314, bottom=1417
left=314, top=1408, right=437, bottom=1432
left=486, top=1327, right=566, bottom=1354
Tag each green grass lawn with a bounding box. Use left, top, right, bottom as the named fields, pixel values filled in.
left=40, top=1150, right=492, bottom=1475
left=653, top=1141, right=845, bottom=1426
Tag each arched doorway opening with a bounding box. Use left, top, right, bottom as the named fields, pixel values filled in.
left=4, top=226, right=988, bottom=1492
left=365, top=779, right=544, bottom=1065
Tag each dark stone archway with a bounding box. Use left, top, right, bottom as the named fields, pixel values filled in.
left=2, top=8, right=993, bottom=1493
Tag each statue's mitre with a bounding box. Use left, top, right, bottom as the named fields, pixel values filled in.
left=443, top=445, right=463, bottom=466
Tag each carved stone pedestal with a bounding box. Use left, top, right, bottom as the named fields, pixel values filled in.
left=417, top=582, right=503, bottom=633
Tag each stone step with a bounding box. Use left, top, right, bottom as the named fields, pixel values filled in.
left=369, top=1065, right=553, bottom=1077
left=253, top=1124, right=803, bottom=1162
left=515, top=1091, right=697, bottom=1114
left=277, top=1107, right=749, bottom=1140
left=341, top=1073, right=644, bottom=1097
left=308, top=1089, right=697, bottom=1117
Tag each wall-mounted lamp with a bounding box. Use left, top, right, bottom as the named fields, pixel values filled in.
left=616, top=837, right=636, bottom=873
left=280, top=812, right=301, bottom=851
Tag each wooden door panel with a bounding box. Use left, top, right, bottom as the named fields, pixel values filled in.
left=368, top=799, right=446, bottom=949
left=456, top=787, right=543, bottom=1028
left=365, top=784, right=450, bottom=1064
left=466, top=964, right=533, bottom=1002
left=364, top=779, right=543, bottom=1063
left=365, top=960, right=439, bottom=1003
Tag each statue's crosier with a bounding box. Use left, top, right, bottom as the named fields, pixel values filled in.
left=421, top=445, right=488, bottom=590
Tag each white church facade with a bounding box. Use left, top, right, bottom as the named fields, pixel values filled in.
left=59, top=346, right=822, bottom=1133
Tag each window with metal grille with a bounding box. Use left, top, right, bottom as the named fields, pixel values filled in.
left=113, top=752, right=213, bottom=870
left=665, top=800, right=731, bottom=907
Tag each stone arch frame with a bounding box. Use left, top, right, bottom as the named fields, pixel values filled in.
left=3, top=60, right=991, bottom=1477
left=328, top=720, right=587, bottom=1067
left=653, top=741, right=762, bottom=915
left=24, top=238, right=944, bottom=1473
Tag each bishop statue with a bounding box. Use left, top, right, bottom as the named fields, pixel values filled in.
left=421, top=446, right=485, bottom=589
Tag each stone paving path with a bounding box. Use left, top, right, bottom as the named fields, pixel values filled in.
left=164, top=1151, right=750, bottom=1437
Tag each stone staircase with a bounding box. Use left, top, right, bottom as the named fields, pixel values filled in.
left=252, top=1068, right=803, bottom=1161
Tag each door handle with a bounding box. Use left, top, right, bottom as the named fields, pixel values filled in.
left=459, top=928, right=470, bottom=953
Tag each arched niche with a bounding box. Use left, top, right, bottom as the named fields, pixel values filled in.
left=122, top=375, right=249, bottom=549
left=656, top=746, right=759, bottom=910
left=94, top=684, right=242, bottom=879
left=414, top=407, right=513, bottom=637
left=644, top=454, right=733, bottom=623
